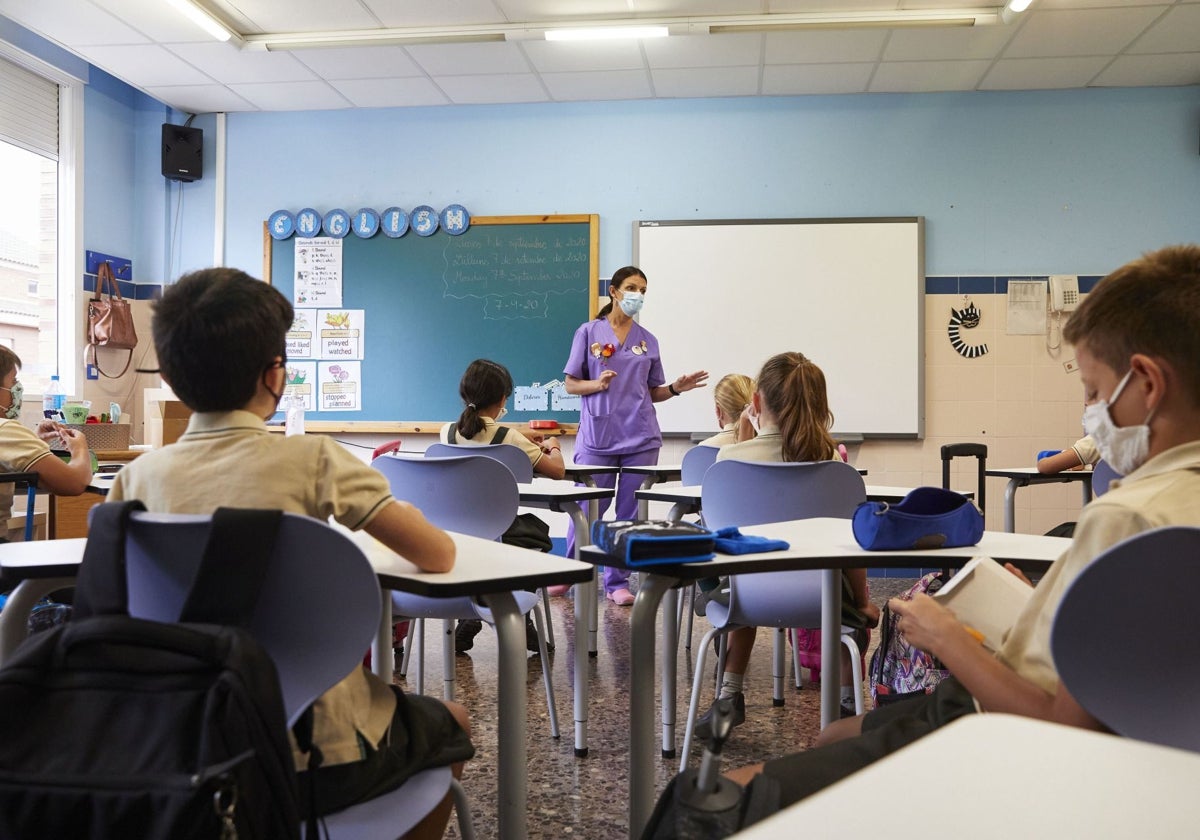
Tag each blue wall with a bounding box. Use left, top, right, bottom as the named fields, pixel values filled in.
left=221, top=87, right=1200, bottom=281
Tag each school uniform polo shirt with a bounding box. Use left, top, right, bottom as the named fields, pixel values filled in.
left=439, top=416, right=546, bottom=469
left=1071, top=434, right=1100, bottom=467
left=0, top=418, right=54, bottom=524
left=697, top=423, right=738, bottom=449
left=108, top=409, right=398, bottom=766
left=714, top=426, right=838, bottom=464
left=998, top=440, right=1200, bottom=696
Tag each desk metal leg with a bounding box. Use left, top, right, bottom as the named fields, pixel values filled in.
left=0, top=576, right=73, bottom=664
left=630, top=574, right=673, bottom=840
left=636, top=475, right=658, bottom=520
left=481, top=591, right=527, bottom=840
left=661, top=586, right=679, bottom=759
left=565, top=504, right=600, bottom=656
left=1004, top=479, right=1019, bottom=533
left=820, top=569, right=840, bottom=730
left=567, top=501, right=594, bottom=757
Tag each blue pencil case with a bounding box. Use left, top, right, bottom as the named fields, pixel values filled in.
left=591, top=520, right=715, bottom=567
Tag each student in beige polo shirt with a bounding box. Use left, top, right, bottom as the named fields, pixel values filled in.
left=108, top=268, right=473, bottom=839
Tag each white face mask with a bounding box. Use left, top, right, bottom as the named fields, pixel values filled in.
left=496, top=406, right=508, bottom=421
left=1082, top=368, right=1155, bottom=475
left=617, top=291, right=644, bottom=317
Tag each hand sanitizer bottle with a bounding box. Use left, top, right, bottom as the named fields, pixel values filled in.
left=285, top=393, right=306, bottom=437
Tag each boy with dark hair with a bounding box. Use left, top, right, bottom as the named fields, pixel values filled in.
left=726, top=244, right=1200, bottom=804
left=109, top=268, right=473, bottom=839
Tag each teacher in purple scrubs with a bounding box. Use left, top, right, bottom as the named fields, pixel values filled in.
left=561, top=266, right=708, bottom=605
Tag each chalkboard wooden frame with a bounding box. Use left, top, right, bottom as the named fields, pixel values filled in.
left=262, top=214, right=599, bottom=434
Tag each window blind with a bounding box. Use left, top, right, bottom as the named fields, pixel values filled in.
left=0, top=54, right=59, bottom=160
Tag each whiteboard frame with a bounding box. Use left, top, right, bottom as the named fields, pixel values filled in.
left=634, top=217, right=924, bottom=439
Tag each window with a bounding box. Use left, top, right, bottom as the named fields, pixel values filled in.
left=0, top=50, right=79, bottom=398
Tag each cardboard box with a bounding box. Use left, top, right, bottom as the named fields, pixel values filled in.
left=158, top=400, right=192, bottom=446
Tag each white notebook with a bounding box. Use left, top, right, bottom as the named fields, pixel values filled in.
left=933, top=557, right=1034, bottom=652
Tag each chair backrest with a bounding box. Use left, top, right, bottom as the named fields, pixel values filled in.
left=373, top=454, right=519, bottom=540
left=122, top=511, right=381, bottom=726
left=1091, top=459, right=1121, bottom=498
left=701, top=459, right=867, bottom=530
left=1051, top=526, right=1200, bottom=753
left=681, top=445, right=720, bottom=485
left=425, top=441, right=534, bottom=483
left=701, top=459, right=867, bottom=628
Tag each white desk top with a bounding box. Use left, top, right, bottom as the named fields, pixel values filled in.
left=733, top=714, right=1200, bottom=838
left=987, top=466, right=1094, bottom=482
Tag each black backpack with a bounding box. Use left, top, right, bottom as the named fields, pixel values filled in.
left=0, top=501, right=302, bottom=839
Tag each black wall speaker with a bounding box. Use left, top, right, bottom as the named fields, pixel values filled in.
left=162, top=123, right=203, bottom=182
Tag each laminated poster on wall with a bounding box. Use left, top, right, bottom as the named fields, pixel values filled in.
left=319, top=361, right=361, bottom=412
left=286, top=310, right=316, bottom=359
left=317, top=309, right=364, bottom=360
left=293, top=237, right=343, bottom=307
left=283, top=362, right=316, bottom=412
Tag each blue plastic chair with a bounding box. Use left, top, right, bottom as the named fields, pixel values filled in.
left=1051, top=526, right=1200, bottom=753
left=680, top=444, right=720, bottom=485
left=371, top=455, right=560, bottom=739
left=121, top=510, right=474, bottom=839
left=681, top=459, right=867, bottom=765
left=1091, top=459, right=1121, bottom=498
left=425, top=441, right=535, bottom=482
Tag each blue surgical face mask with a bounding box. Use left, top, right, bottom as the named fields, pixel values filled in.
left=618, top=291, right=644, bottom=317
left=1, top=380, right=22, bottom=419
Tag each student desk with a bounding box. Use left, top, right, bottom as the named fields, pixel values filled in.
left=986, top=466, right=1093, bottom=532
left=0, top=530, right=593, bottom=840
left=577, top=517, right=1071, bottom=840
left=634, top=484, right=969, bottom=522
left=732, top=714, right=1200, bottom=838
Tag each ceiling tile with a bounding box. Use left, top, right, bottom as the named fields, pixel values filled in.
left=643, top=33, right=762, bottom=69
left=764, top=30, right=888, bottom=64
left=1126, top=3, right=1200, bottom=53
left=90, top=0, right=219, bottom=43
left=144, top=84, right=258, bottom=113
left=167, top=42, right=316, bottom=84
left=365, top=0, right=506, bottom=27
left=404, top=42, right=531, bottom=75
left=81, top=44, right=215, bottom=85
left=761, top=62, right=874, bottom=95
left=227, top=80, right=354, bottom=110
left=0, top=0, right=150, bottom=47
left=882, top=24, right=1017, bottom=61
left=652, top=65, right=760, bottom=97
left=329, top=77, right=451, bottom=107
left=979, top=56, right=1111, bottom=89
left=212, top=0, right=381, bottom=33
left=433, top=72, right=549, bottom=104
left=521, top=40, right=646, bottom=72
left=869, top=59, right=991, bottom=92
left=541, top=69, right=653, bottom=101
left=1003, top=7, right=1168, bottom=58
left=291, top=45, right=424, bottom=79
left=1091, top=52, right=1200, bottom=86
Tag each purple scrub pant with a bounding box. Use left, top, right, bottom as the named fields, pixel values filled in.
left=565, top=444, right=660, bottom=594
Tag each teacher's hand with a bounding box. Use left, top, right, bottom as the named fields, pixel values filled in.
left=673, top=370, right=709, bottom=393
left=597, top=370, right=617, bottom=391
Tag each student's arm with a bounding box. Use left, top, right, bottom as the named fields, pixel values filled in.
left=29, top=428, right=91, bottom=496
left=564, top=372, right=616, bottom=396
left=533, top=441, right=565, bottom=480
left=889, top=593, right=1067, bottom=722
left=364, top=500, right=456, bottom=573
left=847, top=568, right=880, bottom=627
left=1037, top=449, right=1084, bottom=474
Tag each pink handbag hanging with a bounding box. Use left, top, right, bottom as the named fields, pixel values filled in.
left=85, top=261, right=137, bottom=378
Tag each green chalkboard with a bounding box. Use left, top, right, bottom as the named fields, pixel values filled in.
left=263, top=215, right=598, bottom=431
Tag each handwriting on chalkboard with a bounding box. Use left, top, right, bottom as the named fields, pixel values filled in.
left=441, top=232, right=589, bottom=320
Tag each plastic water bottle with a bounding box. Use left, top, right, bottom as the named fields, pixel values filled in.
left=42, top=375, right=65, bottom=419
left=285, top=394, right=306, bottom=437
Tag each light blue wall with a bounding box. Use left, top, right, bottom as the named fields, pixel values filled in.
left=223, top=86, right=1200, bottom=280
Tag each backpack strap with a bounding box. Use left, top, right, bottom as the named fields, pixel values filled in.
left=491, top=425, right=509, bottom=444
left=447, top=425, right=457, bottom=444
left=178, top=507, right=283, bottom=627
left=72, top=500, right=147, bottom=619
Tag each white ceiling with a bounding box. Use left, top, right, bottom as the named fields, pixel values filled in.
left=2, top=0, right=1198, bottom=113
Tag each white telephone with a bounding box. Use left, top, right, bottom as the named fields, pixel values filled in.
left=1049, top=275, right=1080, bottom=312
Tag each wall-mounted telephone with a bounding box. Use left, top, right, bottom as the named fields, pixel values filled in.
left=1049, top=275, right=1079, bottom=312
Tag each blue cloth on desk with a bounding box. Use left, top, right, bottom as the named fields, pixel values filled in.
left=712, top=527, right=790, bottom=555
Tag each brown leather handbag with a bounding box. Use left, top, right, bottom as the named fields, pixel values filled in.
left=85, top=261, right=137, bottom=378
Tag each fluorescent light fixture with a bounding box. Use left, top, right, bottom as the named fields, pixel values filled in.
left=544, top=26, right=669, bottom=42
left=164, top=0, right=236, bottom=43
left=1006, top=0, right=1034, bottom=12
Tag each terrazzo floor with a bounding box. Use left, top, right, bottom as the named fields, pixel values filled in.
left=391, top=577, right=919, bottom=839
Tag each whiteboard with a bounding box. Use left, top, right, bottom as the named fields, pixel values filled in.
left=635, top=218, right=924, bottom=438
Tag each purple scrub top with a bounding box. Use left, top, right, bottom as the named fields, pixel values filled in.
left=565, top=318, right=666, bottom=455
